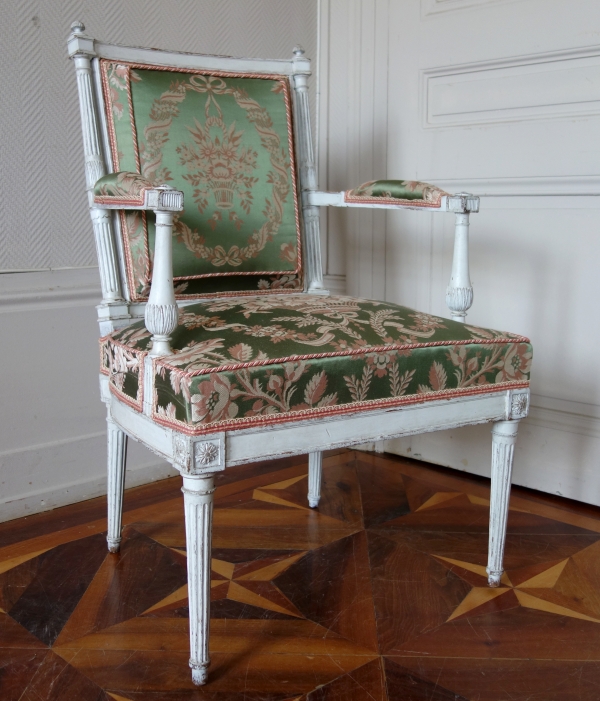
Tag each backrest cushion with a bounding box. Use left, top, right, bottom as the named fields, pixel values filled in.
left=100, top=60, right=302, bottom=300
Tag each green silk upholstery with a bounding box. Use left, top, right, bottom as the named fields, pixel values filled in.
left=345, top=179, right=449, bottom=207
left=100, top=60, right=302, bottom=300
left=94, top=171, right=155, bottom=205
left=101, top=294, right=532, bottom=434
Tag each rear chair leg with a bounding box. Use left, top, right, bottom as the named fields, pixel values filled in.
left=106, top=417, right=127, bottom=553
left=487, top=420, right=519, bottom=587
left=183, top=474, right=215, bottom=686
left=307, top=451, right=323, bottom=508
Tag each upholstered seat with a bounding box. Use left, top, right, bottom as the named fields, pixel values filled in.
left=102, top=294, right=532, bottom=434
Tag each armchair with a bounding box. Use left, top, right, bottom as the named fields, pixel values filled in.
left=67, top=22, right=531, bottom=686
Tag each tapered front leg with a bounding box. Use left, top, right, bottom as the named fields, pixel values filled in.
left=487, top=420, right=519, bottom=587
left=106, top=417, right=127, bottom=553
left=182, top=474, right=215, bottom=686
left=307, top=451, right=323, bottom=508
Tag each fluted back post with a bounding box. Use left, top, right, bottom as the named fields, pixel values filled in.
left=292, top=47, right=325, bottom=294
left=68, top=21, right=123, bottom=304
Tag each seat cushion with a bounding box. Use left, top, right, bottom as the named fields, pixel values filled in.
left=100, top=294, right=532, bottom=435
left=345, top=180, right=448, bottom=208
left=99, top=60, right=302, bottom=300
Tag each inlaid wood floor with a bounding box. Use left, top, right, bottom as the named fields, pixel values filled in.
left=2, top=450, right=600, bottom=700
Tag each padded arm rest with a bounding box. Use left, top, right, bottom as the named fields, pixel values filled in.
left=345, top=179, right=448, bottom=208
left=306, top=186, right=479, bottom=213
left=93, top=171, right=183, bottom=211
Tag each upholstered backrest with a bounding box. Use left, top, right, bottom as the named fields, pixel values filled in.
left=99, top=60, right=302, bottom=301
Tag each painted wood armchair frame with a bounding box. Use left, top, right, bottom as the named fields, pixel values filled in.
left=68, top=22, right=529, bottom=686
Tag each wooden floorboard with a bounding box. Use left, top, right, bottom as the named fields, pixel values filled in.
left=2, top=449, right=600, bottom=700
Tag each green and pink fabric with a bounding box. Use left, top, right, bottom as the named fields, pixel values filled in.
left=100, top=294, right=532, bottom=435
left=94, top=172, right=156, bottom=206
left=345, top=180, right=449, bottom=208
left=98, top=60, right=302, bottom=300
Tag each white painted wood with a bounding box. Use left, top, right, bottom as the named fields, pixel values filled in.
left=145, top=209, right=179, bottom=357
left=70, top=23, right=122, bottom=306
left=487, top=420, right=519, bottom=586
left=106, top=416, right=127, bottom=553
left=446, top=211, right=473, bottom=321
left=182, top=473, right=215, bottom=686
left=307, top=451, right=323, bottom=507
left=292, top=50, right=325, bottom=293
left=226, top=391, right=513, bottom=465
left=94, top=43, right=298, bottom=76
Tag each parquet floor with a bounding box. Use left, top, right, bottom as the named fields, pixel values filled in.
left=2, top=450, right=600, bottom=700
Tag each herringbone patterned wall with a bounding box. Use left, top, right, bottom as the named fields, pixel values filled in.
left=0, top=0, right=317, bottom=271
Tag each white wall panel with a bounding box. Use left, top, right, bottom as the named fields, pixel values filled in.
left=424, top=48, right=600, bottom=127
left=321, top=0, right=600, bottom=505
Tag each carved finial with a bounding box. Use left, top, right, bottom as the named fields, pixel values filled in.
left=293, top=45, right=305, bottom=57
left=71, top=21, right=85, bottom=34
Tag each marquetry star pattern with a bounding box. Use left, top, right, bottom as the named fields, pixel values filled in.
left=144, top=548, right=307, bottom=618
left=411, top=486, right=600, bottom=625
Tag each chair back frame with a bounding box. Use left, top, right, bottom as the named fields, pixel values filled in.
left=68, top=24, right=324, bottom=336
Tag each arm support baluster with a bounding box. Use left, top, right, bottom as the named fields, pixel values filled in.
left=145, top=209, right=179, bottom=357
left=446, top=207, right=474, bottom=322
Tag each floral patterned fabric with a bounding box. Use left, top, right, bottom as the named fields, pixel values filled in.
left=100, top=294, right=532, bottom=435
left=94, top=171, right=156, bottom=205
left=345, top=180, right=449, bottom=208
left=100, top=60, right=302, bottom=300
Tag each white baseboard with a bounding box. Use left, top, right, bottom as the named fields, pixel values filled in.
left=0, top=429, right=177, bottom=523
left=385, top=393, right=600, bottom=506
left=323, top=274, right=346, bottom=295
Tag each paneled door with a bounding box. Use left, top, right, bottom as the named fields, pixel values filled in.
left=319, top=0, right=600, bottom=504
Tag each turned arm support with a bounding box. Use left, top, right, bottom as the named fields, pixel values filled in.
left=306, top=188, right=480, bottom=323
left=95, top=179, right=184, bottom=357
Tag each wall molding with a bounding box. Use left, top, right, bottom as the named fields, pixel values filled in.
left=323, top=273, right=346, bottom=295
left=422, top=44, right=600, bottom=128
left=0, top=267, right=101, bottom=314
left=424, top=174, right=600, bottom=197
left=0, top=459, right=176, bottom=524
left=0, top=430, right=176, bottom=524
left=421, top=0, right=521, bottom=17
left=526, top=394, right=600, bottom=440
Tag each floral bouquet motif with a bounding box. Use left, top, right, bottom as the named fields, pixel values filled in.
left=180, top=116, right=259, bottom=215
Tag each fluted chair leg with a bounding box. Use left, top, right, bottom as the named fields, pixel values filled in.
left=307, top=451, right=323, bottom=508
left=487, top=420, right=519, bottom=587
left=106, top=417, right=127, bottom=553
left=183, top=474, right=215, bottom=686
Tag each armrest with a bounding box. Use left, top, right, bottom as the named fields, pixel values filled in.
left=306, top=180, right=480, bottom=324
left=94, top=172, right=182, bottom=358
left=93, top=171, right=183, bottom=212
left=345, top=179, right=448, bottom=207
left=306, top=181, right=479, bottom=213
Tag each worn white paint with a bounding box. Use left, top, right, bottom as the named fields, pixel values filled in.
left=307, top=452, right=323, bottom=507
